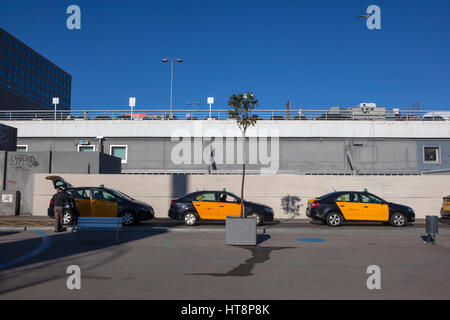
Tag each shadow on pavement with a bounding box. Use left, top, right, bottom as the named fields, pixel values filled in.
left=187, top=246, right=295, bottom=277
left=0, top=228, right=167, bottom=296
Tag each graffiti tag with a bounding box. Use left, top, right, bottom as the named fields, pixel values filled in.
left=10, top=154, right=40, bottom=171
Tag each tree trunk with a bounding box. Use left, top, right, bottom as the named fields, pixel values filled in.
left=240, top=130, right=246, bottom=218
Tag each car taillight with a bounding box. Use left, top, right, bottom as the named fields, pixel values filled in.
left=311, top=202, right=319, bottom=209
left=171, top=201, right=175, bottom=206
left=50, top=199, right=54, bottom=206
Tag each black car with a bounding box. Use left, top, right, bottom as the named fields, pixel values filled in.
left=306, top=191, right=415, bottom=227
left=169, top=190, right=274, bottom=226
left=46, top=176, right=154, bottom=226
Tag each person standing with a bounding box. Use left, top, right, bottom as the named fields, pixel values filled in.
left=52, top=187, right=69, bottom=232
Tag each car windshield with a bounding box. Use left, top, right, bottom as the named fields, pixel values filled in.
left=109, top=189, right=134, bottom=200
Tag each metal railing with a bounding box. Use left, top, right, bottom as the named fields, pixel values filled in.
left=0, top=108, right=448, bottom=121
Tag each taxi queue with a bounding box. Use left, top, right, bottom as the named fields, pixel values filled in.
left=47, top=176, right=422, bottom=228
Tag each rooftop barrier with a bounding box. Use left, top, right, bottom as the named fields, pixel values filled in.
left=0, top=108, right=448, bottom=121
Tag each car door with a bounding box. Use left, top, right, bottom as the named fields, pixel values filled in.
left=72, top=188, right=91, bottom=217
left=336, top=193, right=364, bottom=220
left=217, top=192, right=242, bottom=219
left=192, top=192, right=219, bottom=220
left=90, top=188, right=118, bottom=218
left=360, top=193, right=389, bottom=221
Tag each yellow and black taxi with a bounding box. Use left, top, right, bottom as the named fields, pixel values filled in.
left=169, top=190, right=274, bottom=226
left=46, top=176, right=154, bottom=226
left=306, top=190, right=415, bottom=227
left=441, top=195, right=450, bottom=218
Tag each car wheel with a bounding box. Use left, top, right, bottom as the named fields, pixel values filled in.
left=121, top=211, right=136, bottom=226
left=63, top=210, right=74, bottom=225
left=183, top=212, right=198, bottom=226
left=390, top=213, right=407, bottom=227
left=326, top=212, right=343, bottom=227
left=249, top=213, right=263, bottom=226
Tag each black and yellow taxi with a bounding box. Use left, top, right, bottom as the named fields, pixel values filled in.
left=168, top=190, right=274, bottom=226
left=306, top=190, right=415, bottom=227
left=46, top=176, right=154, bottom=226
left=441, top=195, right=450, bottom=218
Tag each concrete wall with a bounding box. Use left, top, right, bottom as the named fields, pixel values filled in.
left=51, top=152, right=121, bottom=174
left=15, top=137, right=450, bottom=173
left=4, top=152, right=120, bottom=214
left=4, top=119, right=450, bottom=138
left=7, top=151, right=51, bottom=214
left=32, top=173, right=450, bottom=220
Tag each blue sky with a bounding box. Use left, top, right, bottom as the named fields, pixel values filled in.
left=1, top=0, right=449, bottom=110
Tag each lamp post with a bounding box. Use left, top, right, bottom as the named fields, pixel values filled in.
left=187, top=101, right=200, bottom=119
left=53, top=97, right=59, bottom=120
left=162, top=58, right=183, bottom=119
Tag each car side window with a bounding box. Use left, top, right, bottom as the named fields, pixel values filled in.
left=194, top=193, right=216, bottom=202
left=361, top=194, right=383, bottom=204
left=73, top=189, right=89, bottom=200
left=92, top=189, right=115, bottom=201
left=218, top=193, right=239, bottom=203
left=336, top=193, right=359, bottom=203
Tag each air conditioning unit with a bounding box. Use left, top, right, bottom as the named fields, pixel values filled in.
left=79, top=140, right=90, bottom=145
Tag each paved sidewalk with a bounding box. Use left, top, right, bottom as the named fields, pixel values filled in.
left=1, top=228, right=449, bottom=299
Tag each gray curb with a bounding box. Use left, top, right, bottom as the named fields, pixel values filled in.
left=1, top=225, right=450, bottom=235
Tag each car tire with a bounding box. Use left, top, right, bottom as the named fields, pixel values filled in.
left=120, top=211, right=136, bottom=226
left=390, top=212, right=407, bottom=227
left=183, top=211, right=198, bottom=226
left=326, top=212, right=344, bottom=227
left=249, top=212, right=264, bottom=226
left=63, top=210, right=74, bottom=225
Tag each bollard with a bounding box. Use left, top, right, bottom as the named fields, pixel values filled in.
left=425, top=215, right=439, bottom=244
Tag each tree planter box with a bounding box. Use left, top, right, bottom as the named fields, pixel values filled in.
left=225, top=216, right=257, bottom=246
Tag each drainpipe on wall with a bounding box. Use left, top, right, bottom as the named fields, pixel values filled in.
left=345, top=143, right=357, bottom=175
left=97, top=136, right=104, bottom=153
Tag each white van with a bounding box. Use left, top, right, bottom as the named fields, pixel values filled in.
left=420, top=112, right=450, bottom=121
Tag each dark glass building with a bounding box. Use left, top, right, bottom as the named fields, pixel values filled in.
left=0, top=27, right=71, bottom=111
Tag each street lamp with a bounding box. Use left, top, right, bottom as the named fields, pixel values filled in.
left=187, top=101, right=201, bottom=119
left=162, top=58, right=183, bottom=118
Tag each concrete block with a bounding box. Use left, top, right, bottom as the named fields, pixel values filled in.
left=0, top=190, right=20, bottom=216
left=226, top=216, right=257, bottom=246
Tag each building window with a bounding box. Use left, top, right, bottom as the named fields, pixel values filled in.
left=110, top=145, right=128, bottom=163
left=78, top=145, right=95, bottom=152
left=16, top=145, right=28, bottom=152
left=423, top=146, right=441, bottom=164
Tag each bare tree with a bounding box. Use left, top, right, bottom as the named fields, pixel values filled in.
left=228, top=93, right=259, bottom=218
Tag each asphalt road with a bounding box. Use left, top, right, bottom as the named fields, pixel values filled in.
left=1, top=216, right=450, bottom=230
left=1, top=222, right=450, bottom=300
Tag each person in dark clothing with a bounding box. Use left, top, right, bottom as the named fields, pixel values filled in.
left=52, top=187, right=69, bottom=232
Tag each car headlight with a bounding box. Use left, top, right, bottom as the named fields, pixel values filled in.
left=408, top=207, right=413, bottom=212
left=264, top=207, right=273, bottom=213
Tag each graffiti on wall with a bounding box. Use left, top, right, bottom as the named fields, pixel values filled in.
left=10, top=154, right=40, bottom=171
